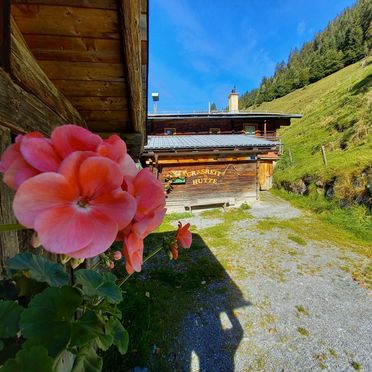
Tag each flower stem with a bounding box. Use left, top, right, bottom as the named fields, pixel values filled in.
left=118, top=245, right=163, bottom=288
left=0, top=223, right=25, bottom=232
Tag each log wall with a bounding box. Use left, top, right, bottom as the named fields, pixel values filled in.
left=158, top=160, right=257, bottom=209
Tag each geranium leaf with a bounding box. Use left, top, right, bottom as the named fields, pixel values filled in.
left=75, top=269, right=122, bottom=304
left=0, top=300, right=23, bottom=338
left=107, top=318, right=129, bottom=355
left=1, top=345, right=54, bottom=372
left=20, top=286, right=82, bottom=357
left=6, top=252, right=69, bottom=287
left=72, top=345, right=103, bottom=372
left=70, top=311, right=105, bottom=348
left=96, top=333, right=113, bottom=351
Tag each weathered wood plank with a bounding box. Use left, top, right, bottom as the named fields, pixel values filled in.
left=0, top=126, right=19, bottom=269
left=10, top=18, right=84, bottom=124
left=118, top=0, right=144, bottom=137
left=38, top=60, right=124, bottom=81
left=0, top=0, right=11, bottom=71
left=12, top=4, right=119, bottom=38
left=13, top=0, right=117, bottom=10
left=24, top=34, right=121, bottom=63
left=80, top=110, right=129, bottom=122
left=53, top=80, right=126, bottom=97
left=87, top=121, right=129, bottom=132
left=71, top=96, right=127, bottom=111
left=0, top=68, right=74, bottom=134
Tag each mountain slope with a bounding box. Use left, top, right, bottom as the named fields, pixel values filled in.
left=251, top=59, right=371, bottom=206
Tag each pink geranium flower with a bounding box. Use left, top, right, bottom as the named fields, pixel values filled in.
left=176, top=222, right=192, bottom=249
left=120, top=168, right=166, bottom=273
left=0, top=132, right=49, bottom=190
left=13, top=152, right=136, bottom=258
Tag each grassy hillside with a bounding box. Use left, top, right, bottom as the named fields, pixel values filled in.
left=253, top=59, right=371, bottom=198
left=244, top=59, right=371, bottom=242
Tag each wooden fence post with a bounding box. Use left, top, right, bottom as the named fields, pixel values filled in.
left=321, top=145, right=328, bottom=166
left=288, top=148, right=293, bottom=165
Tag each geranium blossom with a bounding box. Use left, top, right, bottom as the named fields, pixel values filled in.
left=13, top=153, right=136, bottom=258
left=176, top=222, right=192, bottom=249
left=120, top=168, right=167, bottom=273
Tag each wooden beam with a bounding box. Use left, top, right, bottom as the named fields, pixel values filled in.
left=38, top=60, right=124, bottom=81
left=0, top=67, right=73, bottom=134
left=11, top=5, right=119, bottom=39
left=0, top=0, right=11, bottom=71
left=10, top=17, right=84, bottom=125
left=0, top=125, right=19, bottom=269
left=12, top=0, right=117, bottom=10
left=53, top=80, right=126, bottom=97
left=71, top=96, right=127, bottom=111
left=118, top=0, right=144, bottom=139
left=24, top=34, right=121, bottom=63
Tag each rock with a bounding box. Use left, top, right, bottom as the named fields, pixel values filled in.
left=315, top=180, right=324, bottom=188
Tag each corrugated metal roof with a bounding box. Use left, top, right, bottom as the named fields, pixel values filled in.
left=148, top=111, right=302, bottom=120
left=144, top=135, right=279, bottom=151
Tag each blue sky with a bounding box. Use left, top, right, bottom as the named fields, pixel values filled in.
left=148, top=0, right=356, bottom=112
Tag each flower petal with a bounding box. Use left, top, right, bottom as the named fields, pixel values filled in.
left=51, top=124, right=102, bottom=158
left=58, top=151, right=96, bottom=194
left=79, top=157, right=123, bottom=198
left=91, top=190, right=136, bottom=230
left=133, top=168, right=165, bottom=220
left=0, top=143, right=20, bottom=172
left=97, top=135, right=126, bottom=163
left=13, top=172, right=76, bottom=227
left=119, top=154, right=139, bottom=178
left=67, top=209, right=118, bottom=258
left=123, top=233, right=143, bottom=273
left=20, top=137, right=61, bottom=172
left=132, top=208, right=166, bottom=238
left=34, top=206, right=95, bottom=254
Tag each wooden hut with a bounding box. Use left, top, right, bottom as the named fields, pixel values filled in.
left=144, top=111, right=301, bottom=211
left=0, top=0, right=148, bottom=265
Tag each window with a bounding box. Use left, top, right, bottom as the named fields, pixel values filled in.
left=164, top=128, right=176, bottom=135
left=209, top=128, right=220, bottom=134
left=244, top=125, right=256, bottom=136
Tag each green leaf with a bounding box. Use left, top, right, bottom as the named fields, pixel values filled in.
left=0, top=300, right=23, bottom=338
left=72, top=345, right=103, bottom=372
left=1, top=345, right=54, bottom=372
left=75, top=269, right=122, bottom=304
left=107, top=318, right=129, bottom=355
left=70, top=311, right=104, bottom=348
left=6, top=252, right=69, bottom=287
left=20, top=286, right=82, bottom=357
left=95, top=332, right=113, bottom=351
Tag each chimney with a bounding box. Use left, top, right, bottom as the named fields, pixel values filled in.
left=228, top=86, right=239, bottom=112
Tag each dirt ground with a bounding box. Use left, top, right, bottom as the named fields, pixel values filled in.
left=167, top=193, right=372, bottom=371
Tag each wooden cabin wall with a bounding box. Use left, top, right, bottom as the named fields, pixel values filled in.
left=148, top=117, right=288, bottom=136
left=159, top=161, right=257, bottom=209
left=0, top=13, right=85, bottom=267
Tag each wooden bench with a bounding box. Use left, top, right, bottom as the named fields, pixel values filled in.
left=185, top=197, right=235, bottom=214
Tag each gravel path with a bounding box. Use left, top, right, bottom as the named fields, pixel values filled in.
left=170, top=193, right=372, bottom=371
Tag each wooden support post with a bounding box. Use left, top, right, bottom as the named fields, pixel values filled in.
left=263, top=119, right=267, bottom=138
left=256, top=160, right=260, bottom=200
left=321, top=145, right=328, bottom=166
left=288, top=148, right=293, bottom=165
left=0, top=126, right=19, bottom=269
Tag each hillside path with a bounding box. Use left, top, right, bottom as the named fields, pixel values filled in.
left=171, top=193, right=372, bottom=371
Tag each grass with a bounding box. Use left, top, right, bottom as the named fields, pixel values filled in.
left=288, top=234, right=307, bottom=246
left=271, top=188, right=372, bottom=245
left=253, top=59, right=372, bottom=190
left=297, top=327, right=310, bottom=337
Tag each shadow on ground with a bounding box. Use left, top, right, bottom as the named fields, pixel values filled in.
left=103, top=232, right=250, bottom=371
